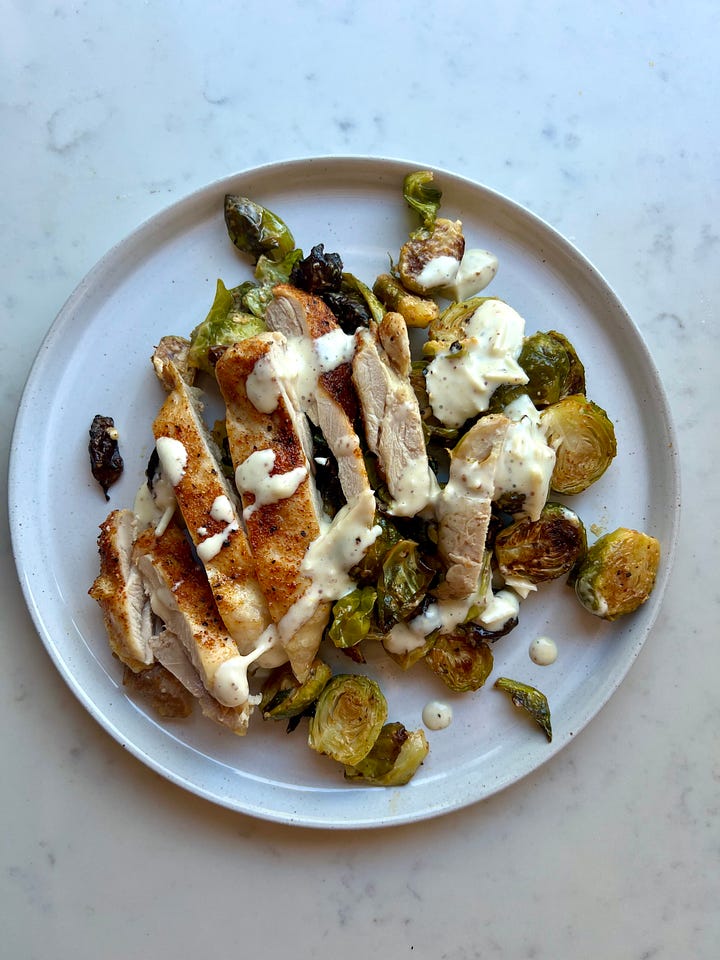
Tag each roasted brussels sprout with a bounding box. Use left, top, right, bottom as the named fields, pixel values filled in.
left=344, top=722, right=429, bottom=786
left=308, top=674, right=388, bottom=766
left=242, top=248, right=304, bottom=318
left=188, top=279, right=266, bottom=374
left=494, top=677, right=552, bottom=741
left=518, top=331, right=585, bottom=407
left=350, top=512, right=404, bottom=584
left=261, top=659, right=332, bottom=720
left=574, top=527, right=661, bottom=620
left=376, top=540, right=435, bottom=631
left=494, top=502, right=587, bottom=584
left=541, top=394, right=617, bottom=494
left=373, top=273, right=440, bottom=328
left=426, top=296, right=495, bottom=346
left=224, top=193, right=296, bottom=263
left=425, top=630, right=494, bottom=693
left=88, top=414, right=123, bottom=500
left=324, top=273, right=384, bottom=332
left=328, top=587, right=378, bottom=649
left=398, top=217, right=465, bottom=295
left=289, top=243, right=343, bottom=294
left=403, top=169, right=442, bottom=231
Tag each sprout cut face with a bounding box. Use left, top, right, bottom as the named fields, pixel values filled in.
left=574, top=528, right=661, bottom=620
left=494, top=502, right=587, bottom=584
left=307, top=674, right=388, bottom=766
left=541, top=394, right=617, bottom=494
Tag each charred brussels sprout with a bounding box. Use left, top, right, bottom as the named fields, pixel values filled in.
left=328, top=587, right=377, bottom=649
left=403, top=169, right=443, bottom=230
left=308, top=674, right=388, bottom=766
left=426, top=296, right=496, bottom=346
left=89, top=414, right=123, bottom=500
left=323, top=273, right=384, bottom=333
left=224, top=194, right=296, bottom=263
left=541, top=394, right=617, bottom=494
left=574, top=528, right=661, bottom=620
left=494, top=502, right=587, bottom=584
left=351, top=512, right=404, bottom=584
left=373, top=273, right=440, bottom=329
left=425, top=631, right=494, bottom=693
left=261, top=659, right=332, bottom=720
left=398, top=218, right=465, bottom=295
left=518, top=331, right=585, bottom=407
left=495, top=677, right=552, bottom=741
left=377, top=540, right=435, bottom=631
left=344, top=722, right=429, bottom=786
left=289, top=243, right=343, bottom=294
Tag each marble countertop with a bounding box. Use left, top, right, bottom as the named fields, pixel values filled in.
left=1, top=2, right=717, bottom=957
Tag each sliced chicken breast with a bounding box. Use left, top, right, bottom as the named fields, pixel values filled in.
left=215, top=333, right=331, bottom=681
left=152, top=359, right=275, bottom=661
left=435, top=414, right=510, bottom=600
left=353, top=315, right=439, bottom=517
left=89, top=509, right=154, bottom=671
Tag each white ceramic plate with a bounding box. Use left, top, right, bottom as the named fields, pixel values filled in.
left=9, top=157, right=679, bottom=828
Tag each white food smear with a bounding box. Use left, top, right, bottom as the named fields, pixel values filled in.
left=155, top=436, right=188, bottom=486
left=425, top=299, right=528, bottom=428
left=529, top=635, right=558, bottom=666
left=235, top=449, right=308, bottom=521
left=422, top=700, right=453, bottom=731
left=493, top=394, right=556, bottom=522
left=211, top=631, right=278, bottom=707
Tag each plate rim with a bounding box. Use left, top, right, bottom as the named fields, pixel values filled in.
left=8, top=155, right=681, bottom=828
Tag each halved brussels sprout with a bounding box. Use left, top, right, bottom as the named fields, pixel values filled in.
left=403, top=169, right=442, bottom=231
left=376, top=540, right=436, bottom=631
left=224, top=194, right=296, bottom=263
left=398, top=218, right=465, bottom=295
left=373, top=273, right=439, bottom=328
left=344, top=722, right=429, bottom=786
left=187, top=279, right=267, bottom=374
left=494, top=502, right=587, bottom=584
left=426, top=296, right=495, bottom=346
left=574, top=527, right=661, bottom=620
left=260, top=659, right=332, bottom=720
left=328, top=587, right=377, bottom=649
left=494, top=677, right=552, bottom=741
left=518, top=331, right=585, bottom=407
left=242, top=248, right=304, bottom=317
left=350, top=512, right=404, bottom=584
left=541, top=394, right=617, bottom=494
left=425, top=631, right=494, bottom=693
left=307, top=674, right=388, bottom=766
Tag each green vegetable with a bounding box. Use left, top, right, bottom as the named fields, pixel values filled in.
left=373, top=272, right=439, bottom=328
left=495, top=677, right=552, bottom=741
left=188, top=279, right=266, bottom=374
left=574, top=527, right=661, bottom=620
left=224, top=193, right=296, bottom=263
left=328, top=587, right=377, bottom=649
left=540, top=394, right=617, bottom=494
left=426, top=296, right=497, bottom=347
left=344, top=722, right=429, bottom=786
left=517, top=331, right=585, bottom=407
left=494, top=502, right=587, bottom=584
left=425, top=632, right=494, bottom=693
left=241, top=248, right=304, bottom=318
left=351, top=513, right=404, bottom=584
left=403, top=169, right=442, bottom=231
left=261, top=659, right=332, bottom=720
left=376, top=540, right=435, bottom=631
left=308, top=674, right=388, bottom=766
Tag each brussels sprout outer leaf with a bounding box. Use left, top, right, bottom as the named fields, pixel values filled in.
left=425, top=633, right=494, bottom=693
left=188, top=279, right=266, bottom=374
left=403, top=170, right=442, bottom=230
left=574, top=527, right=661, bottom=620
left=308, top=674, right=388, bottom=766
left=261, top=660, right=332, bottom=720
left=328, top=587, right=378, bottom=648
left=494, top=677, right=552, bottom=741
left=547, top=329, right=586, bottom=396
left=344, top=723, right=429, bottom=786
left=377, top=540, right=435, bottom=630
left=518, top=331, right=572, bottom=407
left=224, top=194, right=296, bottom=262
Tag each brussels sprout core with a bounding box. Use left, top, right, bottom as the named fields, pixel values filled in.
left=308, top=674, right=388, bottom=766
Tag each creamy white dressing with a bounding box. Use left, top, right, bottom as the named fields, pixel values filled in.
left=383, top=593, right=478, bottom=655
left=234, top=449, right=308, bottom=521
left=415, top=255, right=461, bottom=290
left=245, top=351, right=283, bottom=413
left=493, top=395, right=556, bottom=521
left=441, top=248, right=498, bottom=301
left=314, top=328, right=357, bottom=372
left=477, top=589, right=520, bottom=631
left=211, top=631, right=278, bottom=707
left=529, top=635, right=558, bottom=666
left=133, top=472, right=177, bottom=536
left=155, top=436, right=188, bottom=486
left=426, top=300, right=528, bottom=428
left=210, top=494, right=235, bottom=524
left=196, top=520, right=239, bottom=563
left=422, top=701, right=453, bottom=730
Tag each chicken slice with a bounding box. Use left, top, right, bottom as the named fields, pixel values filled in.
left=133, top=520, right=259, bottom=731
left=353, top=315, right=439, bottom=517
left=266, top=283, right=370, bottom=502
left=215, top=333, right=331, bottom=682
left=152, top=360, right=276, bottom=663
left=435, top=414, right=510, bottom=600
left=89, top=509, right=154, bottom=672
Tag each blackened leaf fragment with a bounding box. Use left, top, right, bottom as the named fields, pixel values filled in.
left=289, top=243, right=343, bottom=294
left=89, top=415, right=123, bottom=500
left=494, top=677, right=552, bottom=741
